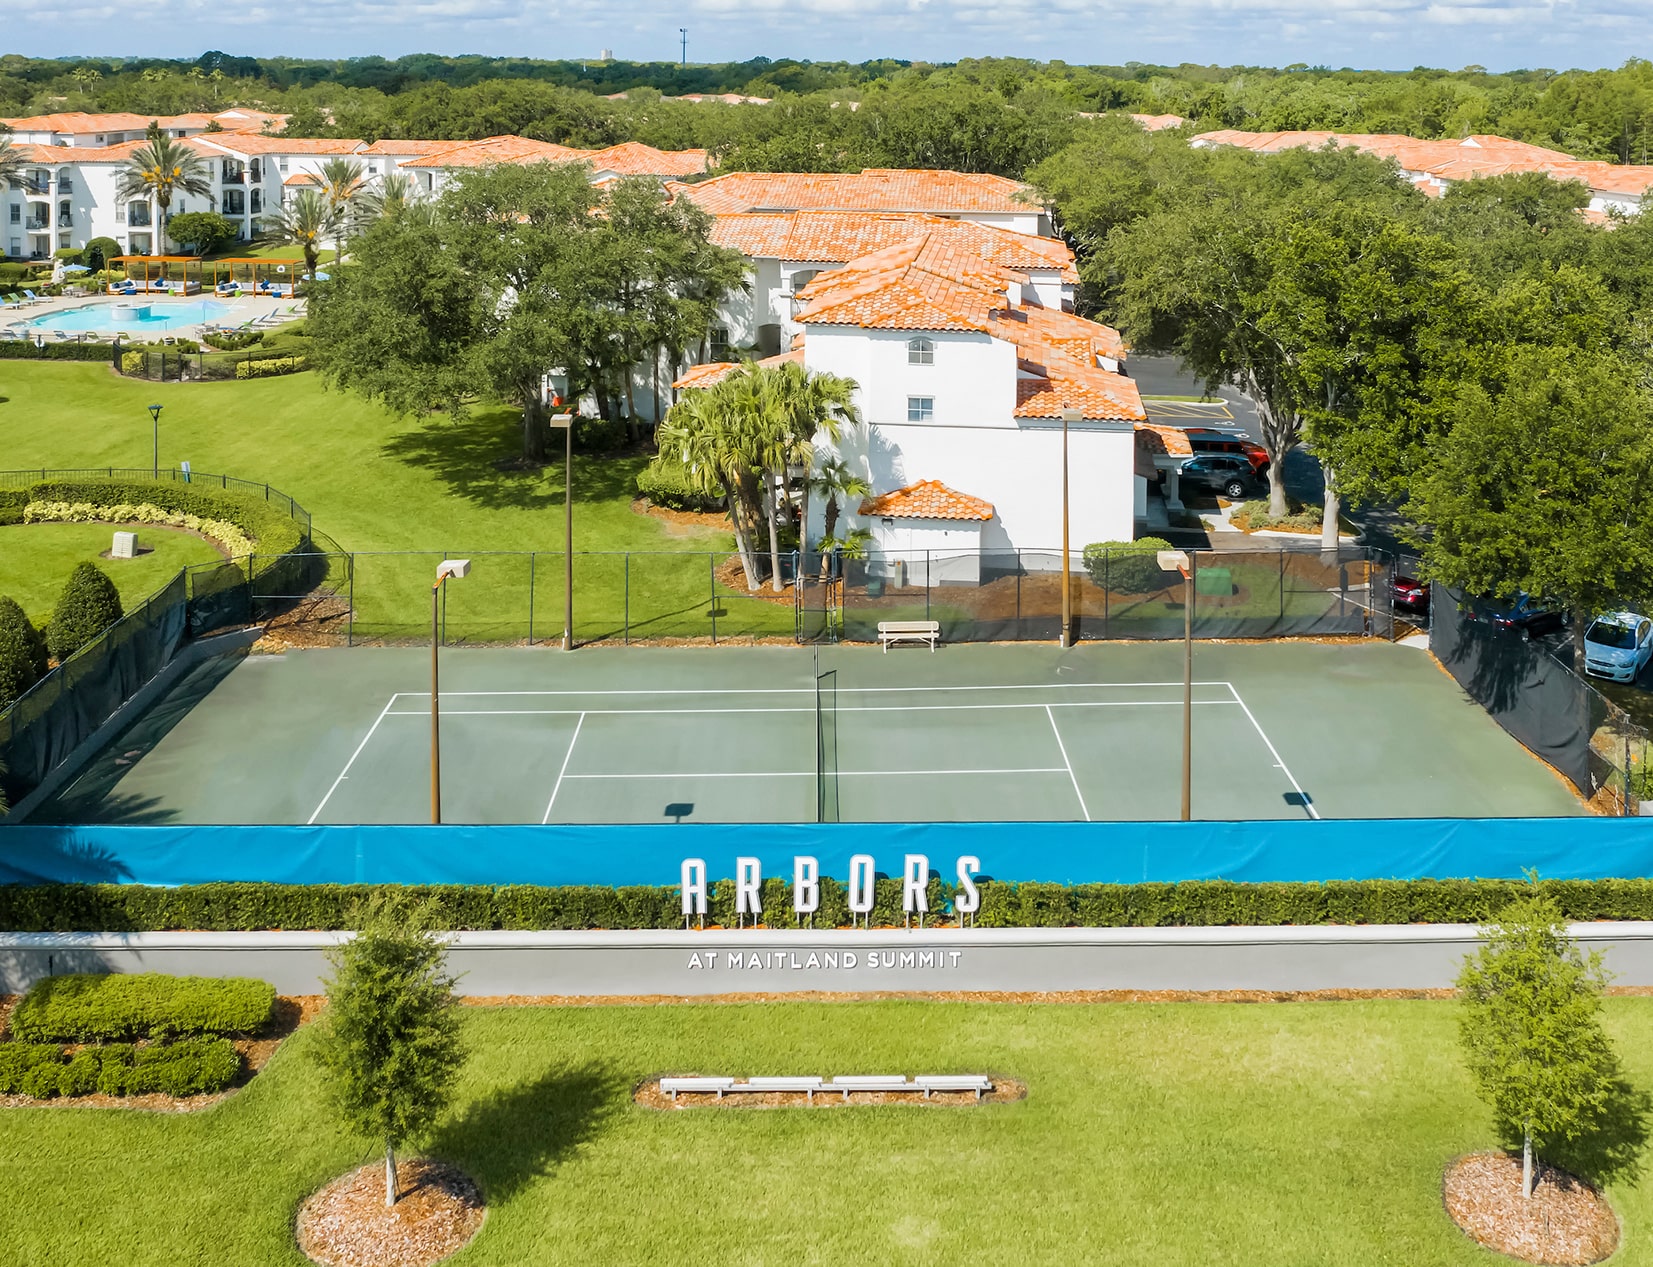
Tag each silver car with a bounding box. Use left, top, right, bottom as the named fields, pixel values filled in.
left=1583, top=612, right=1653, bottom=683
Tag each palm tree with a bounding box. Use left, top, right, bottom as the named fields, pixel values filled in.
left=353, top=172, right=419, bottom=226
left=0, top=136, right=27, bottom=194
left=262, top=189, right=342, bottom=280
left=659, top=378, right=768, bottom=590
left=810, top=457, right=872, bottom=555
left=114, top=135, right=213, bottom=254
left=317, top=157, right=368, bottom=262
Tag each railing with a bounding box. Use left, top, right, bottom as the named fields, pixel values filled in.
left=0, top=467, right=314, bottom=538
left=24, top=218, right=48, bottom=232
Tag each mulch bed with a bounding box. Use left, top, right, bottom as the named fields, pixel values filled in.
left=1443, top=1152, right=1619, bottom=1265
left=0, top=994, right=322, bottom=1112
left=635, top=1074, right=1026, bottom=1111
left=296, top=1159, right=485, bottom=1267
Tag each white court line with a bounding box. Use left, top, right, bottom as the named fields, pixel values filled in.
left=541, top=711, right=587, bottom=824
left=1045, top=705, right=1091, bottom=822
left=561, top=767, right=1069, bottom=780
left=1226, top=682, right=1320, bottom=820
left=396, top=680, right=1237, bottom=700
left=307, top=696, right=398, bottom=825
left=383, top=700, right=1241, bottom=718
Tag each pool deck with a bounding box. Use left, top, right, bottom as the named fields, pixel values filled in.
left=4, top=292, right=301, bottom=342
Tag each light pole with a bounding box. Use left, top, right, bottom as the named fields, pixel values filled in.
left=430, top=558, right=471, bottom=824
left=147, top=403, right=162, bottom=478
left=1059, top=408, right=1082, bottom=648
left=550, top=413, right=575, bottom=650
left=1159, top=549, right=1194, bottom=821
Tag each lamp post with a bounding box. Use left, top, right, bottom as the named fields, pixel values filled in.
left=550, top=412, right=575, bottom=650
left=1159, top=549, right=1194, bottom=821
left=147, top=403, right=162, bottom=479
left=430, top=558, right=471, bottom=824
left=1058, top=408, right=1082, bottom=648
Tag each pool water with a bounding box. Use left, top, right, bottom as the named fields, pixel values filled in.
left=27, top=299, right=233, bottom=334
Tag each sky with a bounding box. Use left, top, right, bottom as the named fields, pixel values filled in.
left=15, top=0, right=1649, bottom=73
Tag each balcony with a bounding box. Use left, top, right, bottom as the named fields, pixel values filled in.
left=221, top=171, right=246, bottom=185
left=25, top=217, right=48, bottom=232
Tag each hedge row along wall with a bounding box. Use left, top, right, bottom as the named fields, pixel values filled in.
left=4, top=877, right=1652, bottom=932
left=14, top=478, right=306, bottom=558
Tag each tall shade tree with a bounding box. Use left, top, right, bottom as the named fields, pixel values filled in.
left=1409, top=348, right=1653, bottom=659
left=113, top=134, right=213, bottom=254
left=260, top=188, right=342, bottom=280
left=312, top=896, right=465, bottom=1209
left=318, top=157, right=369, bottom=261
left=1457, top=888, right=1620, bottom=1200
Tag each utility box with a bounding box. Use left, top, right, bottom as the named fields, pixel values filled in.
left=1196, top=567, right=1232, bottom=597
left=111, top=531, right=138, bottom=560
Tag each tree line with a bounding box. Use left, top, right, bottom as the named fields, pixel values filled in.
left=1034, top=117, right=1653, bottom=647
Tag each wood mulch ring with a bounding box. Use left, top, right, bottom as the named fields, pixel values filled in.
left=1443, top=1152, right=1619, bottom=1265
left=0, top=994, right=322, bottom=1112
left=297, top=1159, right=485, bottom=1267
left=634, top=1074, right=1026, bottom=1111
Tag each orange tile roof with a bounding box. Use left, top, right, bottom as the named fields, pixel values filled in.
left=1130, top=113, right=1187, bottom=132
left=398, top=135, right=590, bottom=169
left=360, top=139, right=463, bottom=156
left=283, top=172, right=319, bottom=186
left=794, top=234, right=1022, bottom=333
left=671, top=348, right=804, bottom=389
left=860, top=480, right=994, bottom=521
left=674, top=168, right=1036, bottom=215
left=1134, top=423, right=1194, bottom=457
left=1, top=111, right=158, bottom=133
left=1013, top=370, right=1144, bottom=423
left=199, top=134, right=365, bottom=155
left=586, top=141, right=709, bottom=177
left=1001, top=303, right=1126, bottom=365
left=710, top=210, right=1077, bottom=280
left=16, top=140, right=148, bottom=163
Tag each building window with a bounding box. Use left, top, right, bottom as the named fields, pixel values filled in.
left=250, top=190, right=263, bottom=214
left=223, top=190, right=246, bottom=216
left=8, top=205, right=18, bottom=224
left=907, top=396, right=934, bottom=423
left=907, top=336, right=934, bottom=365
left=709, top=326, right=731, bottom=361
left=127, top=202, right=150, bottom=227
left=57, top=170, right=73, bottom=194
left=58, top=200, right=72, bottom=226
left=787, top=268, right=818, bottom=294
left=59, top=232, right=71, bottom=249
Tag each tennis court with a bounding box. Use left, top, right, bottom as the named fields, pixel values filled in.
left=32, top=640, right=1583, bottom=826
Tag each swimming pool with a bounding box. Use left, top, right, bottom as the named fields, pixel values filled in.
left=27, top=299, right=232, bottom=335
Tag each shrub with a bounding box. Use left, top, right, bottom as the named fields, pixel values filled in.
left=20, top=1062, right=62, bottom=1099
left=1230, top=499, right=1323, bottom=533
left=22, top=478, right=305, bottom=561
left=0, top=341, right=116, bottom=362
left=201, top=330, right=262, bottom=351
left=25, top=501, right=257, bottom=559
left=53, top=247, right=84, bottom=264
left=0, top=488, right=29, bottom=525
left=58, top=1050, right=102, bottom=1097
left=635, top=454, right=724, bottom=511
left=10, top=973, right=276, bottom=1042
left=573, top=414, right=631, bottom=454
left=44, top=561, right=124, bottom=661
left=83, top=237, right=121, bottom=271
left=0, top=595, right=49, bottom=709
left=1083, top=537, right=1174, bottom=594
left=234, top=356, right=306, bottom=380
left=118, top=1038, right=240, bottom=1096
left=0, top=1043, right=64, bottom=1093
left=120, top=350, right=145, bottom=375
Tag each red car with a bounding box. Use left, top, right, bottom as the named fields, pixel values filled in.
left=1393, top=575, right=1430, bottom=613
left=1184, top=429, right=1268, bottom=474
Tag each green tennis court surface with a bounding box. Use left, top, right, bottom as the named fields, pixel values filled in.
left=35, top=641, right=1584, bottom=826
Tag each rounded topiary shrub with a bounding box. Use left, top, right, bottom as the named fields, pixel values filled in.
left=1083, top=537, right=1175, bottom=594
left=0, top=595, right=49, bottom=709
left=45, top=562, right=124, bottom=662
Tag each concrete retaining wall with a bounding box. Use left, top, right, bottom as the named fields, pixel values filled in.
left=5, top=923, right=1653, bottom=996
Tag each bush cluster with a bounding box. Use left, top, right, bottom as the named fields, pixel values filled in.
left=120, top=350, right=145, bottom=375
left=43, top=561, right=123, bottom=662
left=0, top=342, right=115, bottom=362
left=635, top=454, right=724, bottom=512
left=1083, top=537, right=1175, bottom=593
left=0, top=595, right=49, bottom=709
left=0, top=1038, right=240, bottom=1099
left=571, top=414, right=633, bottom=454
left=234, top=355, right=307, bottom=380
left=10, top=972, right=276, bottom=1042
left=6, top=877, right=1653, bottom=932
left=201, top=330, right=263, bottom=352
left=1231, top=499, right=1323, bottom=532
left=21, top=478, right=306, bottom=560
left=25, top=501, right=257, bottom=559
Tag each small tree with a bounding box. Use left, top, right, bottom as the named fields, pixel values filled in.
left=44, top=564, right=123, bottom=663
left=1457, top=888, right=1619, bottom=1199
left=0, top=596, right=49, bottom=709
left=312, top=897, right=466, bottom=1208
left=166, top=210, right=238, bottom=255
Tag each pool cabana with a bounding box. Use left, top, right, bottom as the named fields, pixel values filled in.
left=108, top=256, right=204, bottom=296
left=207, top=259, right=298, bottom=299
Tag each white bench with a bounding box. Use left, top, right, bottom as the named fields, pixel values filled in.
left=915, top=1074, right=994, bottom=1100
left=735, top=1076, right=825, bottom=1102
left=877, top=619, right=941, bottom=652
left=661, top=1076, right=736, bottom=1101
left=827, top=1075, right=914, bottom=1100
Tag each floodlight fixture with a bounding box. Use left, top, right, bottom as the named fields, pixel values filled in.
left=1157, top=550, right=1191, bottom=574
left=436, top=558, right=471, bottom=583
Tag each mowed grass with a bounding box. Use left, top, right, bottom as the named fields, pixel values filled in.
left=0, top=524, right=225, bottom=625
left=5, top=997, right=1653, bottom=1266
left=0, top=362, right=793, bottom=642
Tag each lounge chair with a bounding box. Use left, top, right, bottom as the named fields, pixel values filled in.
left=52, top=329, right=74, bottom=341
left=0, top=329, right=21, bottom=341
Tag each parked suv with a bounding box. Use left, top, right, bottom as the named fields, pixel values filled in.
left=1183, top=429, right=1269, bottom=474
left=1469, top=593, right=1568, bottom=641
left=1175, top=454, right=1268, bottom=500
left=1583, top=612, right=1653, bottom=683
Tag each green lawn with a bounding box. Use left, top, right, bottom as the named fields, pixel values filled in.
left=0, top=362, right=794, bottom=642
left=0, top=524, right=225, bottom=625
left=3, top=997, right=1650, bottom=1265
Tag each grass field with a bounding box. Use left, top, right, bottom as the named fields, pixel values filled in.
left=0, top=524, right=225, bottom=624
left=0, top=361, right=787, bottom=641
left=2, top=997, right=1650, bottom=1266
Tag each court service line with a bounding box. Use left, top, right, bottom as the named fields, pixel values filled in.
left=393, top=680, right=1238, bottom=700
left=384, top=700, right=1243, bottom=718
left=559, top=767, right=1070, bottom=780
left=307, top=696, right=399, bottom=825
left=1045, top=705, right=1091, bottom=822
left=540, top=711, right=587, bottom=824
left=1226, top=683, right=1320, bottom=821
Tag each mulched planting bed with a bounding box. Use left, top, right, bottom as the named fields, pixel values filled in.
left=1443, top=1151, right=1619, bottom=1265
left=635, top=1074, right=1027, bottom=1111
left=296, top=1159, right=484, bottom=1267
left=0, top=994, right=320, bottom=1112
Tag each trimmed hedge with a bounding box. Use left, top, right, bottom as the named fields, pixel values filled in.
left=5, top=878, right=1653, bottom=932
left=0, top=1038, right=240, bottom=1099
left=202, top=330, right=263, bottom=351
left=0, top=342, right=116, bottom=362
left=0, top=595, right=49, bottom=709
left=0, top=488, right=28, bottom=526
left=21, top=478, right=306, bottom=560
left=636, top=453, right=724, bottom=512
left=10, top=972, right=276, bottom=1042
left=44, top=561, right=124, bottom=661
left=234, top=355, right=306, bottom=380
left=1083, top=537, right=1175, bottom=594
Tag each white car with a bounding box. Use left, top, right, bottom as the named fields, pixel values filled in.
left=1583, top=612, right=1653, bottom=683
